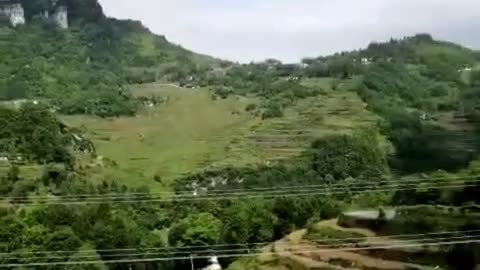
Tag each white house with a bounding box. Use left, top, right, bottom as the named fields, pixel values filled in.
left=201, top=256, right=222, bottom=270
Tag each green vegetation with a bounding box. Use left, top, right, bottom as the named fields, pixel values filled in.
left=348, top=35, right=480, bottom=173
left=305, top=226, right=364, bottom=245
left=311, top=129, right=389, bottom=180
left=0, top=103, right=72, bottom=164
left=1, top=107, right=479, bottom=269
left=61, top=82, right=375, bottom=187
left=62, top=85, right=260, bottom=186
left=1, top=5, right=480, bottom=268
left=0, top=1, right=215, bottom=117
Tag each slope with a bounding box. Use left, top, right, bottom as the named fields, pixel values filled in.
left=62, top=80, right=375, bottom=188
left=230, top=207, right=480, bottom=270
left=0, top=0, right=217, bottom=117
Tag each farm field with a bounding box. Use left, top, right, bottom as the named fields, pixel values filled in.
left=61, top=81, right=377, bottom=189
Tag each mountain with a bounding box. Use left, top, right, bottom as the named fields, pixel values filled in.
left=0, top=0, right=217, bottom=116
left=1, top=4, right=480, bottom=269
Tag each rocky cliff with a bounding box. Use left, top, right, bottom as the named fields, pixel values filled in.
left=0, top=0, right=25, bottom=26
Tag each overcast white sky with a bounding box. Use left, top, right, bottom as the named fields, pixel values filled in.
left=98, top=0, right=480, bottom=63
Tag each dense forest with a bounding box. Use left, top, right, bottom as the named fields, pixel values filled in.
left=0, top=0, right=480, bottom=269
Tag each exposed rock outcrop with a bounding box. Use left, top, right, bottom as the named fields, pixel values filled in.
left=0, top=0, right=25, bottom=26
left=0, top=0, right=68, bottom=28
left=51, top=4, right=68, bottom=28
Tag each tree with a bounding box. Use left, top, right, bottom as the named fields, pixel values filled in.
left=305, top=61, right=329, bottom=77
left=4, top=77, right=29, bottom=100
left=262, top=102, right=284, bottom=119
left=29, top=205, right=79, bottom=230
left=222, top=200, right=277, bottom=246
left=169, top=212, right=221, bottom=248
left=22, top=224, right=49, bottom=248
left=65, top=244, right=108, bottom=270
left=311, top=129, right=389, bottom=180
left=44, top=227, right=81, bottom=252
left=0, top=214, right=25, bottom=251
left=0, top=104, right=73, bottom=164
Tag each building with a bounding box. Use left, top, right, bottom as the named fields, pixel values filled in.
left=201, top=256, right=222, bottom=270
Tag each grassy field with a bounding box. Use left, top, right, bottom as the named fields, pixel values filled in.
left=61, top=81, right=376, bottom=189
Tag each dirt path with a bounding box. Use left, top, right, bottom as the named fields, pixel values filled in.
left=264, top=220, right=432, bottom=270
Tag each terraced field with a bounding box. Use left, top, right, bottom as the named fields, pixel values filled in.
left=246, top=89, right=377, bottom=161
left=60, top=81, right=376, bottom=189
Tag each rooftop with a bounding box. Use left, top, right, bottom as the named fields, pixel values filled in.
left=342, top=209, right=396, bottom=220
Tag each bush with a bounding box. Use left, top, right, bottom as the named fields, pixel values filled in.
left=262, top=102, right=284, bottom=119
left=428, top=83, right=450, bottom=97
left=58, top=89, right=139, bottom=117
left=153, top=174, right=162, bottom=183
left=125, top=70, right=157, bottom=84
left=213, top=86, right=234, bottom=99
left=245, top=103, right=257, bottom=112
left=311, top=129, right=389, bottom=180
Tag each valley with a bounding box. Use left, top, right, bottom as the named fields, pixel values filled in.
left=0, top=1, right=479, bottom=269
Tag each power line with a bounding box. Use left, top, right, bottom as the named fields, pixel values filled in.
left=5, top=183, right=476, bottom=206
left=2, top=229, right=478, bottom=257
left=1, top=240, right=477, bottom=267
left=6, top=174, right=478, bottom=200
left=5, top=182, right=477, bottom=206
left=1, top=234, right=478, bottom=261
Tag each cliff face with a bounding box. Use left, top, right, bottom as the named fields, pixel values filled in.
left=51, top=5, right=68, bottom=29
left=0, top=1, right=25, bottom=26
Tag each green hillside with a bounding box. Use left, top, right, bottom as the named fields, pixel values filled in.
left=0, top=3, right=480, bottom=268
left=0, top=0, right=217, bottom=117
left=60, top=79, right=375, bottom=188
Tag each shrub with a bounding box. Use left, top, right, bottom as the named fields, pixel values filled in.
left=311, top=129, right=389, bottom=180
left=262, top=102, right=284, bottom=119
left=213, top=86, right=234, bottom=99
left=153, top=174, right=162, bottom=183
left=305, top=226, right=363, bottom=245
left=245, top=103, right=257, bottom=112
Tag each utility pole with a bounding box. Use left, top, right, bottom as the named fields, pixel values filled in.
left=190, top=254, right=195, bottom=270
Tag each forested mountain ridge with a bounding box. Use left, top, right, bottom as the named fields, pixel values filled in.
left=0, top=0, right=218, bottom=116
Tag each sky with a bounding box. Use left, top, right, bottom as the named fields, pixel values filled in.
left=98, top=0, right=480, bottom=63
